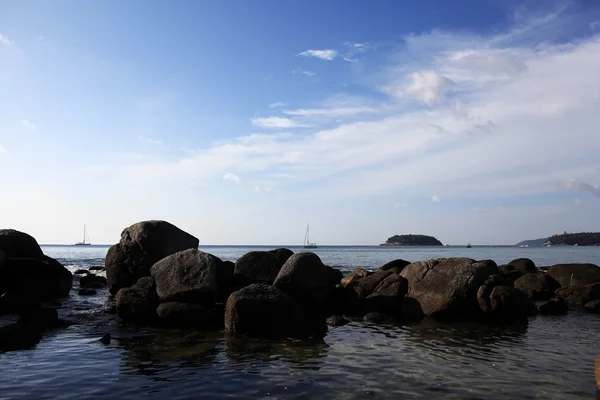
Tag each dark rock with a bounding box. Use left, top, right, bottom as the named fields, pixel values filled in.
left=150, top=249, right=219, bottom=306
left=401, top=297, right=424, bottom=322
left=363, top=312, right=393, bottom=324
left=115, top=277, right=158, bottom=323
left=0, top=322, right=42, bottom=351
left=363, top=274, right=409, bottom=315
left=326, top=266, right=344, bottom=288
left=74, top=269, right=89, bottom=275
left=499, top=259, right=538, bottom=282
left=340, top=268, right=371, bottom=288
left=78, top=289, right=97, bottom=296
left=18, top=307, right=59, bottom=331
left=156, top=302, right=216, bottom=328
left=0, top=229, right=43, bottom=258
left=273, top=252, right=329, bottom=318
left=0, top=249, right=4, bottom=267
left=89, top=266, right=105, bottom=271
left=234, top=248, right=293, bottom=286
left=105, top=220, right=199, bottom=294
left=100, top=333, right=111, bottom=345
left=400, top=258, right=499, bottom=320
left=326, top=315, right=349, bottom=326
left=547, top=263, right=600, bottom=287
left=514, top=272, right=561, bottom=300
left=487, top=286, right=536, bottom=322
left=378, top=259, right=411, bottom=274
left=80, top=274, right=107, bottom=288
left=477, top=274, right=513, bottom=314
left=585, top=300, right=600, bottom=313
left=225, top=284, right=311, bottom=338
left=555, top=283, right=600, bottom=306
left=216, top=260, right=235, bottom=303
left=348, top=269, right=394, bottom=299
left=539, top=299, right=569, bottom=315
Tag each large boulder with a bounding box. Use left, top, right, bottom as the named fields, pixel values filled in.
left=400, top=258, right=499, bottom=320
left=326, top=266, right=344, bottom=288
left=105, top=220, right=199, bottom=294
left=340, top=268, right=371, bottom=288
left=378, top=259, right=411, bottom=274
left=0, top=322, right=42, bottom=351
left=499, top=258, right=538, bottom=281
left=547, top=263, right=600, bottom=287
left=513, top=272, right=561, bottom=300
left=363, top=273, right=409, bottom=315
left=79, top=274, right=107, bottom=288
left=224, top=284, right=309, bottom=338
left=273, top=252, right=329, bottom=317
left=150, top=249, right=219, bottom=306
left=0, top=229, right=43, bottom=258
left=0, top=249, right=5, bottom=267
left=156, top=302, right=216, bottom=328
left=233, top=248, right=293, bottom=286
left=555, top=282, right=600, bottom=306
left=487, top=286, right=536, bottom=322
left=347, top=270, right=394, bottom=300
left=477, top=274, right=513, bottom=314
left=115, top=277, right=158, bottom=323
left=216, top=260, right=235, bottom=303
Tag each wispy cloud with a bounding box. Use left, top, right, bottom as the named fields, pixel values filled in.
left=573, top=198, right=585, bottom=206
left=250, top=116, right=309, bottom=129
left=138, top=135, right=163, bottom=145
left=282, top=107, right=379, bottom=117
left=293, top=68, right=316, bottom=77
left=564, top=179, right=600, bottom=198
left=431, top=195, right=442, bottom=203
left=0, top=145, right=7, bottom=154
left=393, top=202, right=408, bottom=209
left=223, top=173, right=242, bottom=183
left=253, top=185, right=261, bottom=192
left=20, top=119, right=37, bottom=131
left=269, top=102, right=286, bottom=108
left=590, top=21, right=600, bottom=30
left=297, top=49, right=337, bottom=60
left=0, top=33, right=13, bottom=46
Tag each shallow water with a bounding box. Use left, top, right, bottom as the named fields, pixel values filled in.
left=2, top=245, right=600, bottom=399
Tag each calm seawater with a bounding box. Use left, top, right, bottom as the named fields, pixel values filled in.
left=1, top=245, right=600, bottom=399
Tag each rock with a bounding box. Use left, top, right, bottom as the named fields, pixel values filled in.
left=18, top=307, right=59, bottom=331
left=273, top=252, right=329, bottom=317
left=378, top=259, right=411, bottom=274
left=225, top=284, right=310, bottom=338
left=216, top=260, right=235, bottom=303
left=547, top=263, right=600, bottom=287
left=585, top=300, right=600, bottom=313
left=115, top=277, right=158, bottom=323
left=400, top=258, right=499, bottom=320
left=539, top=299, right=568, bottom=315
left=363, top=273, right=409, bottom=314
left=74, top=269, right=89, bottom=275
left=363, top=312, right=393, bottom=324
left=595, top=353, right=600, bottom=390
left=326, top=266, right=344, bottom=288
left=0, top=229, right=43, bottom=258
left=233, top=248, right=293, bottom=286
left=555, top=283, right=600, bottom=306
left=340, top=268, right=371, bottom=288
left=105, top=220, right=199, bottom=294
left=326, top=315, right=350, bottom=326
left=156, top=302, right=216, bottom=328
left=477, top=274, right=513, bottom=314
left=514, top=273, right=561, bottom=300
left=100, top=333, right=111, bottom=345
left=487, top=286, right=536, bottom=322
left=499, top=259, right=538, bottom=281
left=79, top=274, right=107, bottom=288
left=348, top=269, right=394, bottom=299
left=401, top=297, right=424, bottom=322
left=0, top=249, right=4, bottom=267
left=150, top=249, right=219, bottom=306
left=89, top=266, right=104, bottom=271
left=78, top=289, right=97, bottom=296
left=0, top=322, right=42, bottom=351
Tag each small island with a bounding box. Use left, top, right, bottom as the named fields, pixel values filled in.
left=548, top=232, right=600, bottom=246
left=380, top=234, right=443, bottom=246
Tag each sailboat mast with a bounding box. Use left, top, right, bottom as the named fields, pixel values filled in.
left=305, top=223, right=309, bottom=246
left=83, top=224, right=86, bottom=244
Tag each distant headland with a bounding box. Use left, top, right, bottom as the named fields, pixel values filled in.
left=516, top=232, right=600, bottom=247
left=380, top=234, right=443, bottom=246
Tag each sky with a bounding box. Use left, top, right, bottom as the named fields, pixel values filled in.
left=1, top=0, right=600, bottom=245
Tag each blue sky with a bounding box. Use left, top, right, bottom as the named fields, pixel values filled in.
left=1, top=0, right=600, bottom=245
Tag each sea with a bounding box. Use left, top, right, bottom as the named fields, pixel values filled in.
left=2, top=244, right=600, bottom=399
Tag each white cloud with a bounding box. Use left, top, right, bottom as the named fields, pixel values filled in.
left=269, top=102, right=286, bottom=108
left=293, top=69, right=316, bottom=77
left=253, top=186, right=261, bottom=192
left=223, top=173, right=242, bottom=183
left=297, top=49, right=337, bottom=60
left=590, top=21, right=599, bottom=30
left=138, top=135, right=163, bottom=145
left=250, top=116, right=308, bottom=129
left=0, top=145, right=6, bottom=154
left=393, top=203, right=408, bottom=209
left=0, top=33, right=13, bottom=46
left=574, top=198, right=585, bottom=206
left=283, top=107, right=378, bottom=117
left=431, top=195, right=442, bottom=203
left=390, top=70, right=455, bottom=105
left=20, top=119, right=37, bottom=131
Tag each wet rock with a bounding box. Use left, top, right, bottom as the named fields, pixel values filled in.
left=555, top=282, right=600, bottom=306
left=539, top=299, right=568, bottom=315
left=487, top=286, right=536, bottom=322
left=585, top=300, right=600, bottom=313
left=0, top=249, right=4, bottom=267
left=105, top=220, right=199, bottom=294
left=363, top=274, right=409, bottom=315
left=547, top=263, right=600, bottom=287
left=233, top=248, right=293, bottom=286
left=80, top=274, right=107, bottom=288
left=100, top=333, right=111, bottom=345
left=150, top=249, right=219, bottom=306
left=0, top=322, right=42, bottom=351
left=477, top=274, right=513, bottom=314
left=378, top=259, right=411, bottom=274
left=216, top=260, right=235, bottom=303
left=18, top=307, right=59, bottom=331
left=348, top=269, right=395, bottom=300
left=326, top=266, right=344, bottom=288
left=225, top=284, right=310, bottom=338
left=514, top=273, right=561, bottom=301
left=156, top=302, right=216, bottom=328
left=78, top=288, right=97, bottom=296
left=340, top=268, right=371, bottom=288
left=0, top=229, right=43, bottom=258
left=401, top=297, right=424, bottom=322
left=326, top=315, right=349, bottom=326
left=115, top=277, right=158, bottom=323
left=74, top=269, right=89, bottom=275
left=499, top=259, right=538, bottom=282
left=595, top=353, right=600, bottom=390
left=400, top=258, right=499, bottom=320
left=89, top=266, right=104, bottom=272
left=273, top=252, right=329, bottom=318
left=363, top=312, right=393, bottom=324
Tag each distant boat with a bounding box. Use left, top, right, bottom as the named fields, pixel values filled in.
left=304, top=223, right=318, bottom=249
left=466, top=243, right=472, bottom=248
left=75, top=225, right=91, bottom=246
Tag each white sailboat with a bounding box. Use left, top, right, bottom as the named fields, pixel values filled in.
left=75, top=225, right=91, bottom=246
left=304, top=223, right=318, bottom=249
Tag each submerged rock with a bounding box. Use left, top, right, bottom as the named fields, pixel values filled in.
left=547, top=263, right=600, bottom=287
left=78, top=288, right=97, bottom=296
left=233, top=248, right=293, bottom=286
left=0, top=322, right=42, bottom=351
left=539, top=299, right=568, bottom=315
left=105, top=220, right=199, bottom=294
left=584, top=300, right=600, bottom=313
left=115, top=277, right=158, bottom=323
left=80, top=274, right=107, bottom=288
left=156, top=302, right=216, bottom=328
left=363, top=312, right=393, bottom=324
left=74, top=269, right=89, bottom=275
left=0, top=229, right=43, bottom=258
left=326, top=315, right=350, bottom=326
left=514, top=272, right=561, bottom=301
left=487, top=286, right=536, bottom=322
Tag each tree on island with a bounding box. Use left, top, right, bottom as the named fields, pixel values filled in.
left=382, top=234, right=443, bottom=246
left=549, top=232, right=600, bottom=246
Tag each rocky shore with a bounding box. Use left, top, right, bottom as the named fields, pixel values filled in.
left=2, top=220, right=600, bottom=388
